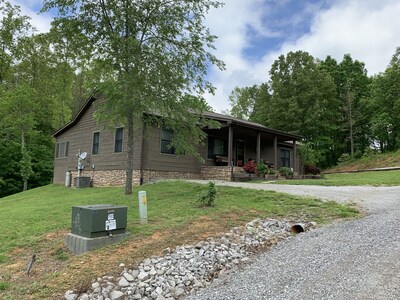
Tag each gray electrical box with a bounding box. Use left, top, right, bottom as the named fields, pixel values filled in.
left=71, top=204, right=127, bottom=238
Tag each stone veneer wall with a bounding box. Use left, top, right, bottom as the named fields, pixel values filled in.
left=200, top=166, right=245, bottom=181
left=70, top=169, right=202, bottom=187
left=69, top=167, right=246, bottom=187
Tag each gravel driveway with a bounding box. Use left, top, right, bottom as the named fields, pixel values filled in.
left=185, top=181, right=400, bottom=300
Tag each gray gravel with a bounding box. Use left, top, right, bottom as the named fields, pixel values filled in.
left=186, top=181, right=400, bottom=300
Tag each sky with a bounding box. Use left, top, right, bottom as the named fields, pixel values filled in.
left=7, top=0, right=400, bottom=113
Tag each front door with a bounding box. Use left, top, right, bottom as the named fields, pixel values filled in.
left=236, top=141, right=245, bottom=166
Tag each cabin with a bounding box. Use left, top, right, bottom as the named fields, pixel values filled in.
left=53, top=95, right=302, bottom=187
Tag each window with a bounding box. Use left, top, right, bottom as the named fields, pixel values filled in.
left=207, top=136, right=228, bottom=159
left=92, top=132, right=100, bottom=155
left=114, top=128, right=123, bottom=153
left=55, top=141, right=69, bottom=158
left=160, top=128, right=176, bottom=154
left=280, top=149, right=290, bottom=167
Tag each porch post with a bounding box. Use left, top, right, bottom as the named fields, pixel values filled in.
left=256, top=132, right=261, bottom=163
left=293, top=139, right=297, bottom=174
left=228, top=125, right=233, bottom=181
left=273, top=136, right=278, bottom=170
left=228, top=125, right=233, bottom=165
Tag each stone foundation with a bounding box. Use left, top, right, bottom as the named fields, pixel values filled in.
left=69, top=167, right=247, bottom=187
left=70, top=169, right=202, bottom=187
left=141, top=170, right=201, bottom=183
left=200, top=166, right=246, bottom=181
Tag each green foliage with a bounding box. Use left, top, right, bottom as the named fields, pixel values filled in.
left=278, top=167, right=293, bottom=176
left=0, top=254, right=7, bottom=263
left=256, top=161, right=268, bottom=175
left=367, top=47, right=400, bottom=152
left=0, top=1, right=82, bottom=197
left=0, top=281, right=10, bottom=291
left=337, top=153, right=352, bottom=164
left=198, top=181, right=217, bottom=206
left=42, top=0, right=225, bottom=194
left=298, top=142, right=321, bottom=167
left=228, top=85, right=259, bottom=120
left=273, top=170, right=400, bottom=186
left=53, top=247, right=69, bottom=261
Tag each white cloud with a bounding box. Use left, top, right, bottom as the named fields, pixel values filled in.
left=205, top=0, right=400, bottom=113
left=8, top=0, right=53, bottom=33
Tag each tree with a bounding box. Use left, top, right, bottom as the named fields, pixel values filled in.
left=249, top=83, right=272, bottom=125
left=368, top=47, right=400, bottom=151
left=1, top=85, right=37, bottom=190
left=267, top=51, right=338, bottom=167
left=337, top=54, right=370, bottom=158
left=42, top=0, right=225, bottom=194
left=227, top=85, right=258, bottom=120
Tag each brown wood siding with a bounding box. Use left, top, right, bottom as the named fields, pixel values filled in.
left=53, top=101, right=142, bottom=183
left=142, top=126, right=203, bottom=173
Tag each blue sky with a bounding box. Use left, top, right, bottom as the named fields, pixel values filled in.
left=8, top=0, right=400, bottom=112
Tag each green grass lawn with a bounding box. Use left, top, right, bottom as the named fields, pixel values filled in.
left=0, top=181, right=359, bottom=299
left=271, top=170, right=400, bottom=186
left=0, top=181, right=358, bottom=262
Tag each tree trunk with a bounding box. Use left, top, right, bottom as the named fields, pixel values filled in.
left=21, top=128, right=28, bottom=191
left=345, top=85, right=354, bottom=157
left=125, top=111, right=134, bottom=194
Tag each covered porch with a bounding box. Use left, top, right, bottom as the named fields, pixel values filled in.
left=203, top=120, right=302, bottom=176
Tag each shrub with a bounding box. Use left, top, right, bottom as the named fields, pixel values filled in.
left=304, top=164, right=321, bottom=175
left=278, top=167, right=293, bottom=176
left=198, top=181, right=217, bottom=206
left=256, top=161, right=268, bottom=175
left=243, top=160, right=257, bottom=174
left=337, top=153, right=352, bottom=164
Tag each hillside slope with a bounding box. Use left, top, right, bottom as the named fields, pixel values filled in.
left=326, top=150, right=400, bottom=173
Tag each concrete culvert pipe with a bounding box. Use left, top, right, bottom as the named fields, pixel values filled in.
left=290, top=224, right=305, bottom=234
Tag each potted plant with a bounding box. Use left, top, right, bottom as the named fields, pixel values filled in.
left=243, top=159, right=257, bottom=179
left=256, top=161, right=268, bottom=178
left=278, top=167, right=294, bottom=179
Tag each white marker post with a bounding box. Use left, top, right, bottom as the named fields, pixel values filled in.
left=138, top=191, right=148, bottom=224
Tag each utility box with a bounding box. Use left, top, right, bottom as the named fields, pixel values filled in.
left=71, top=204, right=127, bottom=238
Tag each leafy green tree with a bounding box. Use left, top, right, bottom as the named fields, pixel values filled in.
left=249, top=83, right=272, bottom=125
left=0, top=1, right=56, bottom=196
left=42, top=0, right=225, bottom=194
left=337, top=54, right=370, bottom=158
left=0, top=0, right=32, bottom=84
left=227, top=85, right=259, bottom=120
left=1, top=85, right=37, bottom=191
left=267, top=51, right=338, bottom=167
left=368, top=47, right=400, bottom=151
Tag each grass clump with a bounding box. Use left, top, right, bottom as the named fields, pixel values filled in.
left=0, top=282, right=10, bottom=291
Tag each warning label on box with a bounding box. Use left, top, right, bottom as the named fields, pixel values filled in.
left=105, top=218, right=116, bottom=231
